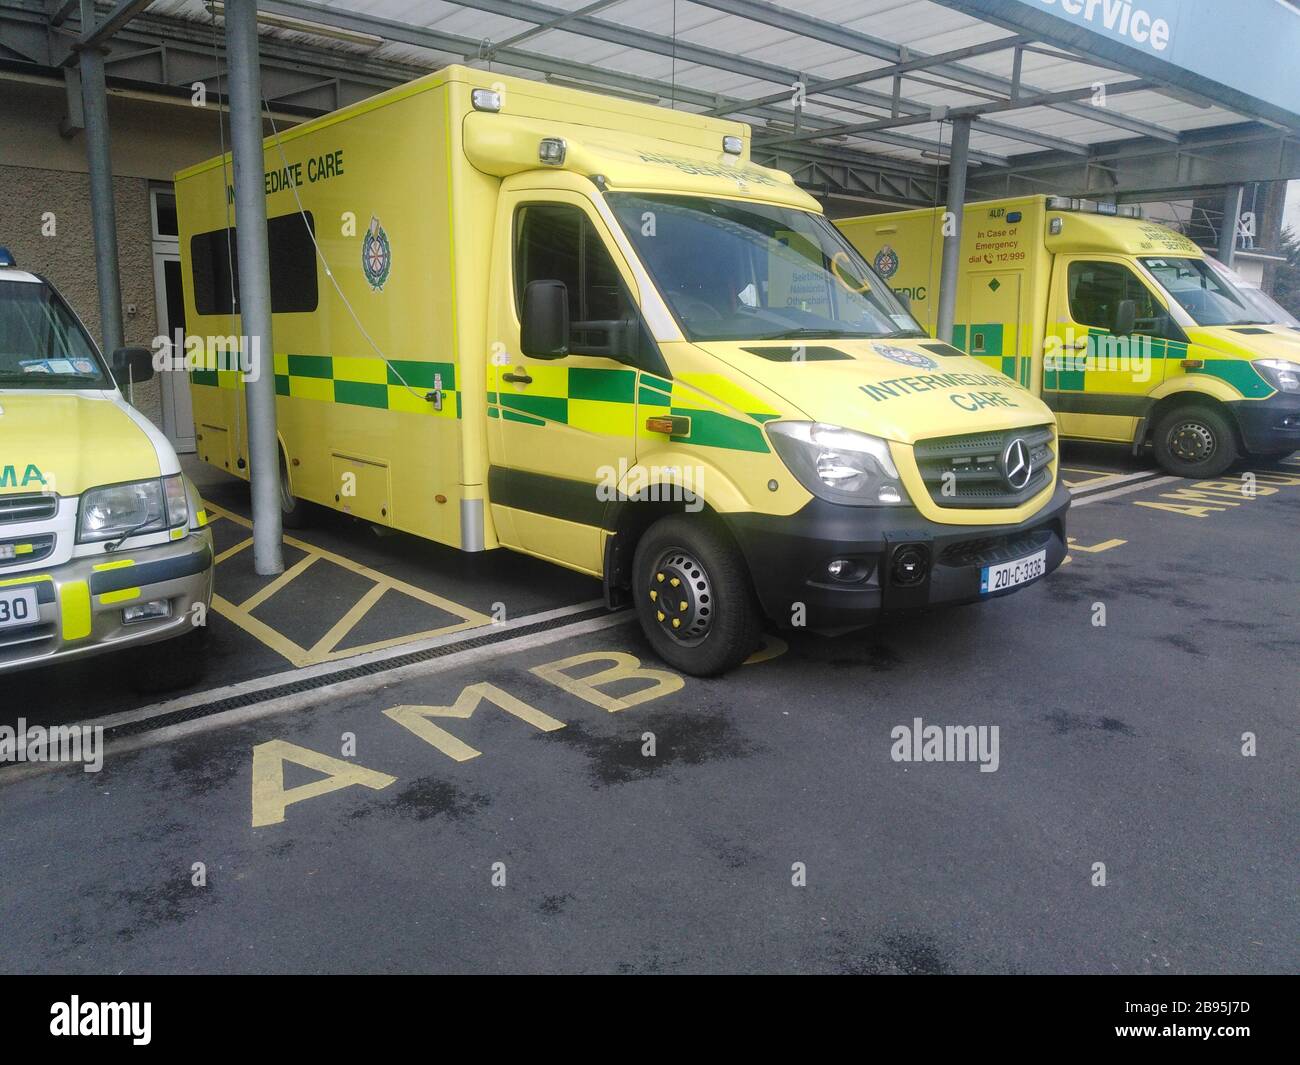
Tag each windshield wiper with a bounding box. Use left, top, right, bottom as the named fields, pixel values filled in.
left=758, top=328, right=884, bottom=340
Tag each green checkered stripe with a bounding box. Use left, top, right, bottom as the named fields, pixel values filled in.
left=193, top=355, right=462, bottom=416
left=951, top=323, right=1025, bottom=385
left=487, top=368, right=774, bottom=453
left=1042, top=329, right=1273, bottom=398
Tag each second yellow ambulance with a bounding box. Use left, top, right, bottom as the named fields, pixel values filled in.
left=837, top=195, right=1300, bottom=477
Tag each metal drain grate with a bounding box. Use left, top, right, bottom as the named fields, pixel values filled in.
left=104, top=605, right=622, bottom=741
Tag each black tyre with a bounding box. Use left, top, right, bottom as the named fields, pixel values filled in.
left=1151, top=403, right=1239, bottom=478
left=631, top=514, right=762, bottom=677
left=279, top=452, right=311, bottom=529
left=129, top=624, right=209, bottom=694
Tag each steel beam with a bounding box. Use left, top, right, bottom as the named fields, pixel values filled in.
left=1218, top=184, right=1243, bottom=268
left=224, top=0, right=284, bottom=575
left=76, top=0, right=124, bottom=369
left=936, top=118, right=971, bottom=345
left=688, top=0, right=1181, bottom=143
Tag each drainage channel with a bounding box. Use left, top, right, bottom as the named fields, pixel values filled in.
left=105, top=604, right=617, bottom=741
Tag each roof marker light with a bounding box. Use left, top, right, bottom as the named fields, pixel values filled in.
left=471, top=88, right=502, bottom=112
left=539, top=137, right=567, bottom=165
left=722, top=135, right=743, bottom=155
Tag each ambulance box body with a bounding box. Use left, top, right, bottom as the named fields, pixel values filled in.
left=0, top=256, right=213, bottom=676
left=837, top=195, right=1300, bottom=476
left=176, top=66, right=1070, bottom=676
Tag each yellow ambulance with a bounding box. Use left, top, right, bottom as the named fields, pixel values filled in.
left=0, top=250, right=213, bottom=679
left=837, top=195, right=1300, bottom=478
left=175, top=66, right=1070, bottom=676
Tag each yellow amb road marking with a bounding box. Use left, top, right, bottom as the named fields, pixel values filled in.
left=204, top=503, right=493, bottom=668
left=530, top=651, right=683, bottom=712
left=251, top=648, right=684, bottom=826
left=1060, top=466, right=1117, bottom=488
left=251, top=739, right=396, bottom=827
left=384, top=683, right=565, bottom=762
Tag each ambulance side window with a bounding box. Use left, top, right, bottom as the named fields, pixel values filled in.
left=1066, top=260, right=1178, bottom=340
left=514, top=203, right=661, bottom=369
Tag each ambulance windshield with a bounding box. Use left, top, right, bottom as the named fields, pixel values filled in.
left=609, top=193, right=925, bottom=343
left=1202, top=255, right=1300, bottom=328
left=0, top=279, right=108, bottom=388
left=1140, top=256, right=1270, bottom=327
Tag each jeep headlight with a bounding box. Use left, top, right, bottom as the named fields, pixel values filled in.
left=78, top=475, right=187, bottom=542
left=1253, top=358, right=1300, bottom=393
left=768, top=422, right=909, bottom=506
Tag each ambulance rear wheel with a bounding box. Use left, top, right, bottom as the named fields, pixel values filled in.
left=1152, top=404, right=1238, bottom=478
left=279, top=451, right=310, bottom=529
left=632, top=515, right=762, bottom=677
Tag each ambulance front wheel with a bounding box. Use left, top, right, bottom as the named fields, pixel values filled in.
left=1151, top=403, right=1239, bottom=478
left=632, top=514, right=763, bottom=677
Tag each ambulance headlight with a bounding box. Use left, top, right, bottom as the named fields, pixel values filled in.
left=1253, top=359, right=1300, bottom=393
left=78, top=478, right=169, bottom=542
left=768, top=422, right=910, bottom=506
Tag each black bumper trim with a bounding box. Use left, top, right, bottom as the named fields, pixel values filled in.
left=723, top=483, right=1071, bottom=629
left=89, top=545, right=213, bottom=595
left=1229, top=395, right=1300, bottom=454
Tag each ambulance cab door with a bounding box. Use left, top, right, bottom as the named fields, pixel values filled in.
left=1044, top=254, right=1176, bottom=443
left=485, top=189, right=655, bottom=575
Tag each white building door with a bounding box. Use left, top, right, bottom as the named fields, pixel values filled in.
left=151, top=186, right=195, bottom=453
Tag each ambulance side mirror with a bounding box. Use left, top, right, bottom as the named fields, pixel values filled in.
left=1112, top=299, right=1136, bottom=337
left=111, top=346, right=155, bottom=383
left=521, top=280, right=569, bottom=359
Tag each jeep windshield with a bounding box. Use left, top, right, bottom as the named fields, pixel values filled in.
left=608, top=193, right=924, bottom=343
left=0, top=279, right=110, bottom=388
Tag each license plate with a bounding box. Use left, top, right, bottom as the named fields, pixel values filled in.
left=0, top=586, right=39, bottom=630
left=980, top=549, right=1047, bottom=595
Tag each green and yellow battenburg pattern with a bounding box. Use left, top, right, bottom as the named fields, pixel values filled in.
left=191, top=353, right=462, bottom=418
left=486, top=365, right=779, bottom=452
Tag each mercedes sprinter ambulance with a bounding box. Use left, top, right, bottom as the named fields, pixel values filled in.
left=837, top=195, right=1300, bottom=478
left=175, top=66, right=1069, bottom=676
left=0, top=251, right=213, bottom=677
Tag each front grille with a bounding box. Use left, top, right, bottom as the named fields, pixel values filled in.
left=0, top=533, right=56, bottom=567
left=0, top=493, right=58, bottom=525
left=913, top=424, right=1054, bottom=508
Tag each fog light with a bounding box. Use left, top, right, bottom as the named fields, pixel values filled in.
left=890, top=544, right=930, bottom=586
left=122, top=599, right=171, bottom=624
left=826, top=558, right=870, bottom=583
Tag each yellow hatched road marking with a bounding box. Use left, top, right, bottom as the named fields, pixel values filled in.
left=204, top=503, right=493, bottom=667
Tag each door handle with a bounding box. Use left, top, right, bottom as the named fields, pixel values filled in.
left=502, top=370, right=533, bottom=384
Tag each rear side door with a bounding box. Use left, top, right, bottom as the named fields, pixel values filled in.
left=1044, top=255, right=1178, bottom=442
left=485, top=189, right=660, bottom=574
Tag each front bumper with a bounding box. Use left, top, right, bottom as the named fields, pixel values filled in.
left=1230, top=394, right=1300, bottom=455
left=0, top=531, right=213, bottom=674
left=724, top=482, right=1070, bottom=629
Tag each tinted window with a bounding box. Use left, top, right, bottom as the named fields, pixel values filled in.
left=190, top=211, right=318, bottom=315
